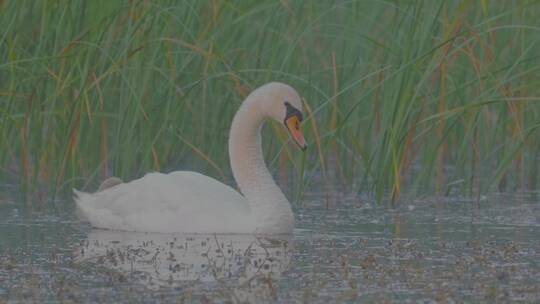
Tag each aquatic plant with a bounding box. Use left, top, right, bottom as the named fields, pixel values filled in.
left=1, top=1, right=539, bottom=205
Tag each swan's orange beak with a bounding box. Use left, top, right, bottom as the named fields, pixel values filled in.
left=285, top=115, right=307, bottom=151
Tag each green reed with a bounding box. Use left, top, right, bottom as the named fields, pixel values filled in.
left=1, top=0, right=540, bottom=206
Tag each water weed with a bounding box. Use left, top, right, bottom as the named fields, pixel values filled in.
left=1, top=1, right=539, bottom=205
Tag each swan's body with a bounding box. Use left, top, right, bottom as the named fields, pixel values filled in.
left=74, top=172, right=254, bottom=233
left=74, top=82, right=305, bottom=234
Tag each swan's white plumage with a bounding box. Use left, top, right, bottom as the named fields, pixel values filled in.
left=74, top=82, right=303, bottom=234
left=75, top=171, right=254, bottom=233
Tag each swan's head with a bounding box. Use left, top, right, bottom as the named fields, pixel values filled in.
left=254, top=82, right=307, bottom=151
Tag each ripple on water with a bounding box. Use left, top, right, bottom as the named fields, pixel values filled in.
left=0, top=192, right=539, bottom=302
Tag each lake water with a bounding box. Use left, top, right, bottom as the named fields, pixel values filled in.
left=0, top=190, right=539, bottom=303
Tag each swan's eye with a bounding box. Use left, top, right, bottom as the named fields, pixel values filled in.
left=284, top=101, right=303, bottom=123
left=283, top=101, right=306, bottom=149
left=284, top=114, right=306, bottom=150
left=286, top=116, right=301, bottom=131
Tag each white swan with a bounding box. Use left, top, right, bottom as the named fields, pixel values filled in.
left=74, top=82, right=306, bottom=234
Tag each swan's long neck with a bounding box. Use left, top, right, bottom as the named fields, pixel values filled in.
left=228, top=98, right=294, bottom=233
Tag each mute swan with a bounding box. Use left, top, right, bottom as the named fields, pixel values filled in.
left=74, top=82, right=306, bottom=234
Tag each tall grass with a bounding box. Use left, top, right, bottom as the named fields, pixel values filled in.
left=1, top=0, right=540, bottom=206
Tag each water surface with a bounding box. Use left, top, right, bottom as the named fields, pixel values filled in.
left=0, top=191, right=539, bottom=302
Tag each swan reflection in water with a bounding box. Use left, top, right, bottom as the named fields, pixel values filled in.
left=76, top=230, right=292, bottom=300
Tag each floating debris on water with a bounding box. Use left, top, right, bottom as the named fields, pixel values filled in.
left=0, top=192, right=539, bottom=302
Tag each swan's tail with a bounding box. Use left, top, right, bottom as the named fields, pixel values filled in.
left=74, top=177, right=124, bottom=223
left=73, top=185, right=127, bottom=230
left=73, top=188, right=91, bottom=221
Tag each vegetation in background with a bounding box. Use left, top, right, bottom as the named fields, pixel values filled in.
left=1, top=0, right=540, bottom=207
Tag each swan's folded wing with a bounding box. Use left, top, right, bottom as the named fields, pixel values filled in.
left=75, top=171, right=252, bottom=232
